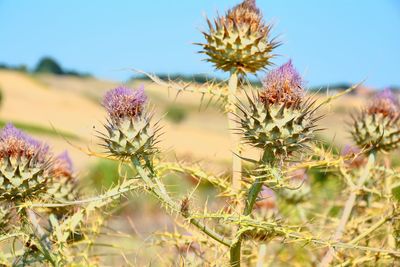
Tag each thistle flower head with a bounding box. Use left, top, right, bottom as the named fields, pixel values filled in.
left=367, top=89, right=399, bottom=118
left=102, top=85, right=156, bottom=159
left=0, top=123, right=49, bottom=161
left=199, top=0, right=278, bottom=73
left=0, top=124, right=51, bottom=201
left=52, top=151, right=73, bottom=178
left=103, top=86, right=147, bottom=123
left=260, top=60, right=305, bottom=108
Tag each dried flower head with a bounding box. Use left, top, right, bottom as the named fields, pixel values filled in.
left=255, top=186, right=277, bottom=210
left=0, top=123, right=49, bottom=161
left=260, top=60, right=305, bottom=108
left=51, top=151, right=74, bottom=178
left=103, top=86, right=147, bottom=123
left=223, top=0, right=264, bottom=32
left=341, top=145, right=366, bottom=168
left=367, top=89, right=399, bottom=119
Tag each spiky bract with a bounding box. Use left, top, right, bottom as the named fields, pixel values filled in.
left=0, top=124, right=51, bottom=201
left=103, top=114, right=156, bottom=158
left=102, top=86, right=156, bottom=159
left=350, top=89, right=400, bottom=152
left=199, top=0, right=278, bottom=74
left=237, top=92, right=317, bottom=160
left=0, top=204, right=13, bottom=232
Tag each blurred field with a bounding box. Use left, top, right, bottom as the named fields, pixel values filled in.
left=0, top=69, right=367, bottom=171
left=0, top=69, right=376, bottom=265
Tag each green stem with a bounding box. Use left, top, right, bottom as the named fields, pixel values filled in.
left=230, top=150, right=278, bottom=267
left=349, top=214, right=391, bottom=245
left=230, top=177, right=264, bottom=267
left=131, top=157, right=231, bottom=247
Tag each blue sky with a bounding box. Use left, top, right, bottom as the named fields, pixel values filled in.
left=1, top=0, right=399, bottom=87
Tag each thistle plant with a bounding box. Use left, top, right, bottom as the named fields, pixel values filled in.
left=351, top=88, right=400, bottom=152
left=0, top=123, right=50, bottom=201
left=198, top=0, right=279, bottom=193
left=101, top=86, right=156, bottom=159
left=2, top=1, right=400, bottom=266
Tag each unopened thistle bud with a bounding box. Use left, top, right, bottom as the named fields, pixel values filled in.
left=350, top=89, right=400, bottom=152
left=280, top=167, right=310, bottom=203
left=46, top=151, right=79, bottom=216
left=198, top=0, right=279, bottom=74
left=101, top=86, right=156, bottom=159
left=0, top=124, right=51, bottom=201
left=238, top=61, right=318, bottom=161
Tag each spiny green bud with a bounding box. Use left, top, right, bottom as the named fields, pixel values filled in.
left=237, top=61, right=319, bottom=161
left=101, top=86, right=157, bottom=159
left=0, top=124, right=51, bottom=201
left=198, top=0, right=279, bottom=74
left=350, top=89, right=400, bottom=152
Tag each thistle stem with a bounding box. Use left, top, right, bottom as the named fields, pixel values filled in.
left=227, top=71, right=241, bottom=193
left=348, top=213, right=391, bottom=245
left=231, top=166, right=273, bottom=267
left=319, top=151, right=376, bottom=267
left=131, top=157, right=231, bottom=247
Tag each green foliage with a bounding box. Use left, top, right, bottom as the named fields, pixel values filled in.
left=34, top=57, right=64, bottom=75
left=0, top=63, right=28, bottom=73
left=165, top=104, right=187, bottom=124
left=31, top=57, right=91, bottom=77
left=87, top=159, right=128, bottom=189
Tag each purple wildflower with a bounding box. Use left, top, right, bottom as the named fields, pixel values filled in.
left=0, top=123, right=49, bottom=161
left=52, top=151, right=74, bottom=178
left=367, top=88, right=399, bottom=118
left=103, top=86, right=147, bottom=122
left=260, top=60, right=305, bottom=107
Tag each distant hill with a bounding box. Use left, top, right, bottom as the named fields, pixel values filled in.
left=0, top=57, right=91, bottom=78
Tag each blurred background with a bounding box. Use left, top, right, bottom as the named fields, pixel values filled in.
left=0, top=0, right=399, bottom=264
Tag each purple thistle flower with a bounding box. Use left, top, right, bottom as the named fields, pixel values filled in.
left=260, top=60, right=305, bottom=107
left=377, top=88, right=398, bottom=103
left=0, top=123, right=49, bottom=161
left=367, top=88, right=399, bottom=118
left=103, top=85, right=147, bottom=123
left=52, top=150, right=74, bottom=177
